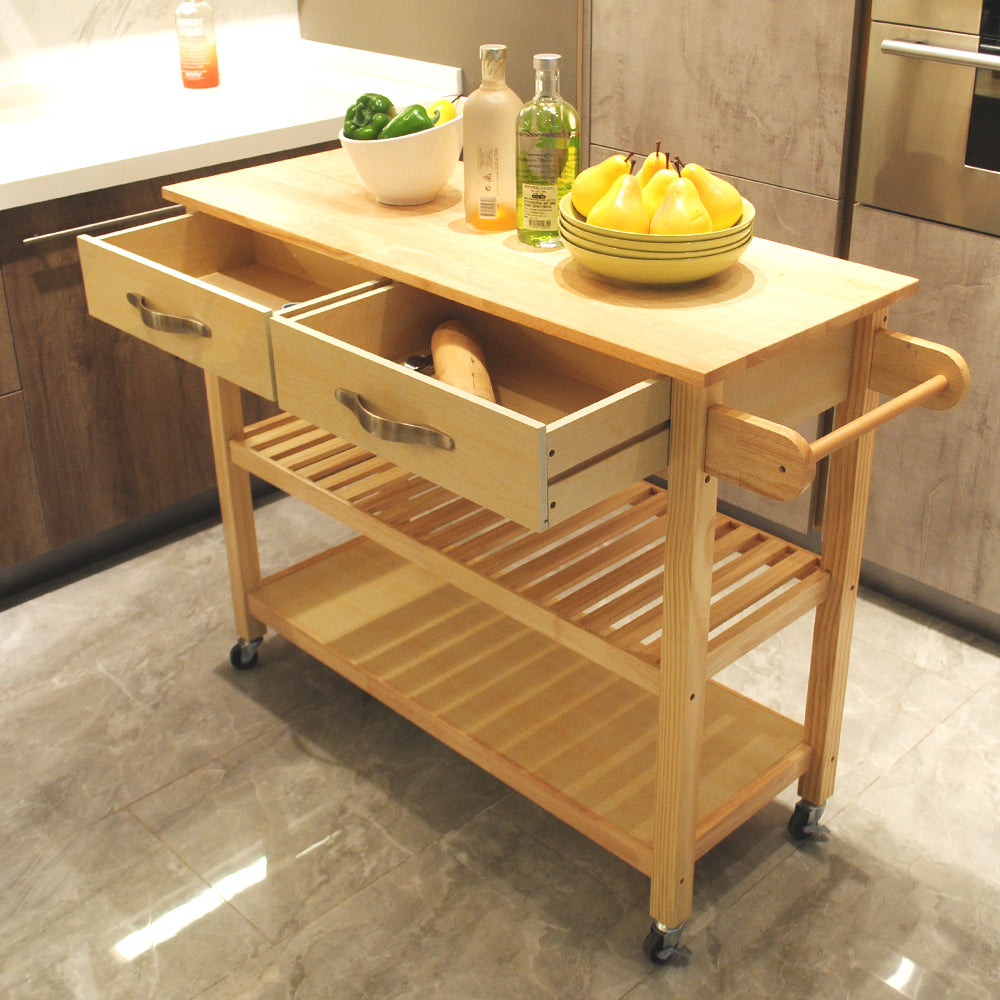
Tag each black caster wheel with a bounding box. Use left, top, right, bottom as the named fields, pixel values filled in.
left=642, top=920, right=688, bottom=964
left=229, top=637, right=262, bottom=670
left=788, top=799, right=827, bottom=840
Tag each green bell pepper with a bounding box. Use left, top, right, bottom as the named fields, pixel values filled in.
left=378, top=103, right=437, bottom=139
left=344, top=93, right=396, bottom=140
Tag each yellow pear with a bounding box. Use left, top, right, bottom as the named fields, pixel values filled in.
left=679, top=162, right=744, bottom=231
left=641, top=167, right=679, bottom=220
left=636, top=142, right=669, bottom=187
left=587, top=174, right=649, bottom=234
left=571, top=153, right=633, bottom=217
left=649, top=177, right=712, bottom=235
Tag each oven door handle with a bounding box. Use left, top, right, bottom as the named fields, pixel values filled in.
left=881, top=38, right=1000, bottom=72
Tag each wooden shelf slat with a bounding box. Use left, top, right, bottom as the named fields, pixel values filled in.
left=233, top=417, right=829, bottom=691
left=246, top=540, right=812, bottom=874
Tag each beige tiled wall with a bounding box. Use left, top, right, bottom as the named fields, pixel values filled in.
left=298, top=0, right=580, bottom=110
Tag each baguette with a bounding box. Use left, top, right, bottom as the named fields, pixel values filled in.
left=430, top=320, right=496, bottom=403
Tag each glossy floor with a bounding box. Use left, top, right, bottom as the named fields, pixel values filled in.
left=2, top=496, right=998, bottom=999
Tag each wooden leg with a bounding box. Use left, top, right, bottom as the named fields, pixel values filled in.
left=799, top=309, right=885, bottom=806
left=650, top=381, right=720, bottom=931
left=204, top=371, right=265, bottom=643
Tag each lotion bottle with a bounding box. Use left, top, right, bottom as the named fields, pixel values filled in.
left=463, top=44, right=522, bottom=231
left=176, top=1, right=219, bottom=89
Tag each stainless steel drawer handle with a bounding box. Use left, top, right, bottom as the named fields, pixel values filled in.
left=881, top=39, right=1000, bottom=72
left=335, top=389, right=455, bottom=450
left=126, top=292, right=212, bottom=338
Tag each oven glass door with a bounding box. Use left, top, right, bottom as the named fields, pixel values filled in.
left=967, top=1, right=1000, bottom=171
left=857, top=20, right=1000, bottom=236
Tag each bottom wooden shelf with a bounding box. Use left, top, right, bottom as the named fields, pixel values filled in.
left=247, top=537, right=813, bottom=874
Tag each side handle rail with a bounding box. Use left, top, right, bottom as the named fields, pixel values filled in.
left=705, top=330, right=970, bottom=501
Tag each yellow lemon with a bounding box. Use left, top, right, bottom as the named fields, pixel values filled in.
left=426, top=99, right=457, bottom=126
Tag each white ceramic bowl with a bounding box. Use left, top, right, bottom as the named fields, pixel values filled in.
left=339, top=113, right=463, bottom=206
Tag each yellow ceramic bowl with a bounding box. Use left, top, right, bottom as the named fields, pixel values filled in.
left=559, top=193, right=754, bottom=247
left=561, top=231, right=753, bottom=285
left=558, top=219, right=752, bottom=259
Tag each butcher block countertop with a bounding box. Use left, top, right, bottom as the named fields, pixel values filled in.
left=163, top=148, right=919, bottom=386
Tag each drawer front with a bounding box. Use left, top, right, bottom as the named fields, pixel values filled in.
left=79, top=215, right=275, bottom=399
left=79, top=213, right=380, bottom=401
left=272, top=283, right=671, bottom=531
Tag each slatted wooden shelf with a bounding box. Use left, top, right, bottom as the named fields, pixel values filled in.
left=232, top=412, right=831, bottom=696
left=246, top=538, right=813, bottom=872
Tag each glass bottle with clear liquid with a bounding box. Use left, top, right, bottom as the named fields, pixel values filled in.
left=463, top=44, right=522, bottom=231
left=516, top=54, right=580, bottom=247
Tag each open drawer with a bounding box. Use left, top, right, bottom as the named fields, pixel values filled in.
left=78, top=213, right=380, bottom=400
left=271, top=282, right=672, bottom=531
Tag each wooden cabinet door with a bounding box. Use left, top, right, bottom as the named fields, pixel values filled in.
left=1, top=182, right=218, bottom=549
left=849, top=206, right=1000, bottom=618
left=587, top=0, right=861, bottom=255
left=0, top=180, right=277, bottom=554
left=0, top=276, right=19, bottom=396
left=0, top=391, right=48, bottom=567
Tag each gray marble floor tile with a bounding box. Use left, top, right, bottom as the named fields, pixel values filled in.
left=131, top=685, right=508, bottom=944
left=0, top=496, right=353, bottom=703
left=0, top=811, right=267, bottom=1000
left=624, top=806, right=1000, bottom=1000
left=5, top=493, right=999, bottom=998
left=716, top=593, right=979, bottom=809
left=852, top=588, right=1000, bottom=692
left=853, top=673, right=1000, bottom=889
left=201, top=802, right=655, bottom=1000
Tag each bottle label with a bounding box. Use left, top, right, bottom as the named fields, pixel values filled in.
left=474, top=145, right=500, bottom=219
left=520, top=183, right=559, bottom=229
left=517, top=131, right=576, bottom=231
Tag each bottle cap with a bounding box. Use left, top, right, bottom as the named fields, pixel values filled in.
left=480, top=44, right=507, bottom=58
left=533, top=53, right=561, bottom=71
left=480, top=44, right=508, bottom=80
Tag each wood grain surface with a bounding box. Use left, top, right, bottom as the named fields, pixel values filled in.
left=163, top=150, right=919, bottom=386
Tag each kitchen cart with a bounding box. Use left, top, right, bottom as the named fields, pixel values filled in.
left=79, top=150, right=969, bottom=962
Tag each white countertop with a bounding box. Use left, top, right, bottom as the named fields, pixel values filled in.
left=0, top=25, right=462, bottom=210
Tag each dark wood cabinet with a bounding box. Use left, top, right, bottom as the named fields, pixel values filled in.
left=1, top=183, right=220, bottom=552
left=0, top=145, right=332, bottom=583
left=0, top=270, right=48, bottom=566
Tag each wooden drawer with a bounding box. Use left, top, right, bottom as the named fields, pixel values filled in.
left=271, top=283, right=672, bottom=530
left=78, top=213, right=379, bottom=400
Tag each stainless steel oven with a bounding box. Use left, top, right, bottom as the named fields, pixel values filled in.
left=856, top=0, right=1000, bottom=236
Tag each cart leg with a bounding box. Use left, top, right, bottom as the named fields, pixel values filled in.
left=798, top=309, right=885, bottom=813
left=204, top=371, right=266, bottom=658
left=649, top=381, right=720, bottom=959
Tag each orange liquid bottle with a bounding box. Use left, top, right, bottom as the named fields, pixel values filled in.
left=176, top=1, right=219, bottom=89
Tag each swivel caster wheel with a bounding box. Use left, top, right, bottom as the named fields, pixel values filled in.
left=788, top=799, right=828, bottom=840
left=229, top=637, right=263, bottom=670
left=642, top=920, right=688, bottom=964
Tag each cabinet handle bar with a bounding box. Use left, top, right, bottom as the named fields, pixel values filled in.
left=23, top=204, right=186, bottom=245
left=881, top=39, right=1000, bottom=72
left=126, top=292, right=212, bottom=338
left=335, top=389, right=455, bottom=450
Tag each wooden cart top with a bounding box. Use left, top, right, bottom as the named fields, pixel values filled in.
left=164, top=149, right=917, bottom=386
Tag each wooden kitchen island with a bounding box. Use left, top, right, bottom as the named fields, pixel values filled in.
left=78, top=149, right=969, bottom=962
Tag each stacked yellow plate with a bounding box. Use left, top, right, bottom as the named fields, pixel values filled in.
left=558, top=194, right=754, bottom=285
